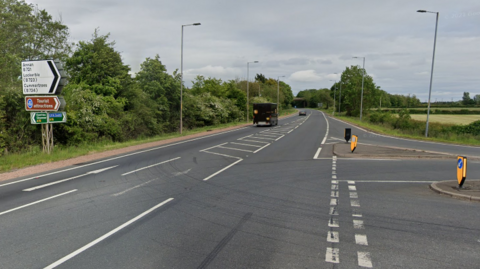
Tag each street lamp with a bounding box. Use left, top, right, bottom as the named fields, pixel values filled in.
left=338, top=77, right=342, bottom=114
left=353, top=56, right=365, bottom=121
left=417, top=9, right=439, bottom=138
left=330, top=79, right=337, bottom=116
left=247, top=61, right=259, bottom=123
left=180, top=22, right=201, bottom=134
left=277, top=75, right=285, bottom=116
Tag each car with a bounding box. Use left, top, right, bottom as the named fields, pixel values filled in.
left=299, top=110, right=306, bottom=116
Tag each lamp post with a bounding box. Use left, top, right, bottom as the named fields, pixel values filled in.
left=417, top=9, right=439, bottom=138
left=277, top=75, right=285, bottom=116
left=247, top=61, right=259, bottom=123
left=353, top=57, right=365, bottom=121
left=180, top=22, right=201, bottom=134
left=330, top=79, right=337, bottom=116
left=338, top=78, right=342, bottom=113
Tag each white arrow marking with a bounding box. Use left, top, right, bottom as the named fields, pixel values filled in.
left=23, top=165, right=118, bottom=191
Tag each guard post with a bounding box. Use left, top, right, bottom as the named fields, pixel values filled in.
left=345, top=128, right=351, bottom=143
left=457, top=156, right=467, bottom=188
left=351, top=135, right=358, bottom=153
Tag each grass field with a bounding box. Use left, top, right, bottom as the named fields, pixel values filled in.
left=409, top=114, right=480, bottom=125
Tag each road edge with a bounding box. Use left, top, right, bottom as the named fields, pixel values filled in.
left=430, top=181, right=480, bottom=202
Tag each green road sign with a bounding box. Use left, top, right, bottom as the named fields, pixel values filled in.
left=31, top=112, right=48, bottom=124
left=30, top=112, right=67, bottom=124
left=48, top=112, right=67, bottom=123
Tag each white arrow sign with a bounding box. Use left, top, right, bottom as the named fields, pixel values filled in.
left=22, top=60, right=62, bottom=95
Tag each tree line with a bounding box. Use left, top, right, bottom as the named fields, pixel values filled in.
left=0, top=1, right=293, bottom=155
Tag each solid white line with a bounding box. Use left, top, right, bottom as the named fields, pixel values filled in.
left=321, top=111, right=329, bottom=145
left=348, top=180, right=356, bottom=185
left=1, top=127, right=249, bottom=188
left=199, top=143, right=228, bottom=152
left=274, top=135, right=285, bottom=141
left=229, top=142, right=262, bottom=148
left=353, top=219, right=365, bottom=229
left=331, top=191, right=339, bottom=198
left=358, top=251, right=373, bottom=268
left=326, top=247, right=340, bottom=264
left=355, top=234, right=368, bottom=246
left=327, top=231, right=339, bottom=243
left=329, top=218, right=339, bottom=228
left=313, top=147, right=322, bottom=159
left=44, top=198, right=174, bottom=269
left=217, top=146, right=254, bottom=152
left=121, top=158, right=180, bottom=176
left=253, top=143, right=271, bottom=153
left=240, top=139, right=269, bottom=144
left=0, top=189, right=77, bottom=217
left=112, top=178, right=157, bottom=197
left=336, top=158, right=400, bottom=161
left=23, top=166, right=117, bottom=191
left=350, top=192, right=358, bottom=199
left=346, top=180, right=437, bottom=183
left=203, top=159, right=243, bottom=181
left=348, top=185, right=357, bottom=191
left=351, top=200, right=361, bottom=207
left=330, top=198, right=338, bottom=206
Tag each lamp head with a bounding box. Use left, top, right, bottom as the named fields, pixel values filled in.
left=417, top=10, right=427, bottom=13
left=193, top=23, right=201, bottom=25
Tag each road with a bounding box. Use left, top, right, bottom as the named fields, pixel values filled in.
left=0, top=109, right=479, bottom=268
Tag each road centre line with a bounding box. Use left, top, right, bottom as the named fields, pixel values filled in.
left=23, top=166, right=118, bottom=192
left=112, top=178, right=157, bottom=197
left=0, top=127, right=249, bottom=188
left=121, top=157, right=180, bottom=176
left=217, top=146, right=254, bottom=152
left=44, top=198, right=174, bottom=269
left=229, top=142, right=262, bottom=148
left=0, top=189, right=77, bottom=217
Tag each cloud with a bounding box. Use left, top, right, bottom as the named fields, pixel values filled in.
left=290, top=70, right=323, bottom=82
left=373, top=61, right=399, bottom=70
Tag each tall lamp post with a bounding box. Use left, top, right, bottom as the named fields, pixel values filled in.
left=330, top=79, right=337, bottom=116
left=338, top=78, right=342, bottom=114
left=277, top=75, right=285, bottom=116
left=417, top=9, right=439, bottom=138
left=180, top=22, right=201, bottom=134
left=247, top=61, right=259, bottom=123
left=353, top=57, right=365, bottom=121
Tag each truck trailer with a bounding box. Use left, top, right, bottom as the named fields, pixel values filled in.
left=253, top=103, right=278, bottom=126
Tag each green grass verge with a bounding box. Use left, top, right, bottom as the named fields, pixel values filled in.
left=0, top=109, right=298, bottom=174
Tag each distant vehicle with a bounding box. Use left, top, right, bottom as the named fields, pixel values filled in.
left=299, top=110, right=307, bottom=116
left=253, top=103, right=278, bottom=126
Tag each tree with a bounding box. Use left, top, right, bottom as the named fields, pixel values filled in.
left=255, top=73, right=266, bottom=83
left=462, top=92, right=475, bottom=105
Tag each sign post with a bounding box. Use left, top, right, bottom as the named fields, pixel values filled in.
left=351, top=135, right=358, bottom=153
left=345, top=128, right=351, bottom=143
left=457, top=156, right=467, bottom=188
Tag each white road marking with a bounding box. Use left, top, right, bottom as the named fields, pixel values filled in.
left=329, top=218, right=339, bottom=228
left=253, top=143, right=271, bottom=153
left=1, top=127, right=249, bottom=188
left=172, top=169, right=191, bottom=176
left=331, top=180, right=338, bottom=184
left=329, top=207, right=338, bottom=215
left=358, top=251, right=373, bottom=268
left=353, top=219, right=365, bottom=229
left=348, top=180, right=355, bottom=185
left=256, top=133, right=280, bottom=138
left=122, top=158, right=180, bottom=176
left=350, top=192, right=358, bottom=199
left=348, top=185, right=357, bottom=191
left=331, top=191, right=339, bottom=198
left=0, top=189, right=77, bottom=216
left=332, top=171, right=337, bottom=175
left=353, top=213, right=363, bottom=218
left=351, top=200, right=361, bottom=207
left=336, top=158, right=400, bottom=161
left=200, top=143, right=228, bottom=152
left=326, top=247, right=340, bottom=264
left=240, top=139, right=269, bottom=144
left=251, top=136, right=276, bottom=141
left=217, top=146, right=254, bottom=152
left=229, top=142, right=262, bottom=148
left=274, top=135, right=285, bottom=141
left=321, top=111, right=329, bottom=145
left=331, top=185, right=338, bottom=190
left=112, top=178, right=157, bottom=196
left=330, top=198, right=338, bottom=206
left=203, top=159, right=243, bottom=181
left=355, top=234, right=368, bottom=245
left=327, top=231, right=339, bottom=243
left=332, top=175, right=337, bottom=179
left=345, top=180, right=437, bottom=183
left=23, top=166, right=118, bottom=191
left=332, top=167, right=336, bottom=171
left=201, top=151, right=241, bottom=159
left=313, top=147, right=324, bottom=159
left=44, top=198, right=174, bottom=269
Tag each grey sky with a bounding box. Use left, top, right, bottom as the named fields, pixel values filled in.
left=27, top=0, right=480, bottom=100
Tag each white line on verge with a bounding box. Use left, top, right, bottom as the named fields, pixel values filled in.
left=44, top=198, right=174, bottom=269
left=0, top=189, right=77, bottom=217
left=122, top=157, right=180, bottom=176
left=1, top=127, right=249, bottom=188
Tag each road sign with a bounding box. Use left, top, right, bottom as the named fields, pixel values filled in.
left=351, top=135, right=358, bottom=153
left=22, top=60, right=67, bottom=95
left=345, top=128, right=351, bottom=142
left=30, top=112, right=48, bottom=124
left=457, top=156, right=467, bottom=187
left=25, top=96, right=65, bottom=111
left=48, top=112, right=67, bottom=123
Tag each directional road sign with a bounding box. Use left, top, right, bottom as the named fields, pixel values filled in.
left=30, top=112, right=48, bottom=124
left=25, top=96, right=65, bottom=111
left=48, top=112, right=67, bottom=123
left=22, top=60, right=67, bottom=95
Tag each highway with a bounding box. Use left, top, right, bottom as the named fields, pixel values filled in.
left=0, top=109, right=479, bottom=268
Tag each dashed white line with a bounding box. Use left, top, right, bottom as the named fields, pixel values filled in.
left=355, top=234, right=368, bottom=246
left=326, top=247, right=340, bottom=264
left=348, top=185, right=357, bottom=191
left=351, top=200, right=361, bottom=207
left=329, top=207, right=339, bottom=215
left=112, top=178, right=157, bottom=196
left=331, top=180, right=338, bottom=184
left=358, top=251, right=373, bottom=268
left=329, top=218, right=339, bottom=228
left=327, top=231, right=339, bottom=243
left=330, top=198, right=338, bottom=206
left=350, top=192, right=359, bottom=199
left=331, top=191, right=339, bottom=198
left=331, top=185, right=339, bottom=190
left=353, top=219, right=365, bottom=229
left=348, top=180, right=355, bottom=184
left=353, top=213, right=363, bottom=218
left=0, top=189, right=77, bottom=216
left=332, top=175, right=337, bottom=179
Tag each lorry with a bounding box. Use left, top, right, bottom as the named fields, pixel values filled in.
left=253, top=103, right=278, bottom=126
